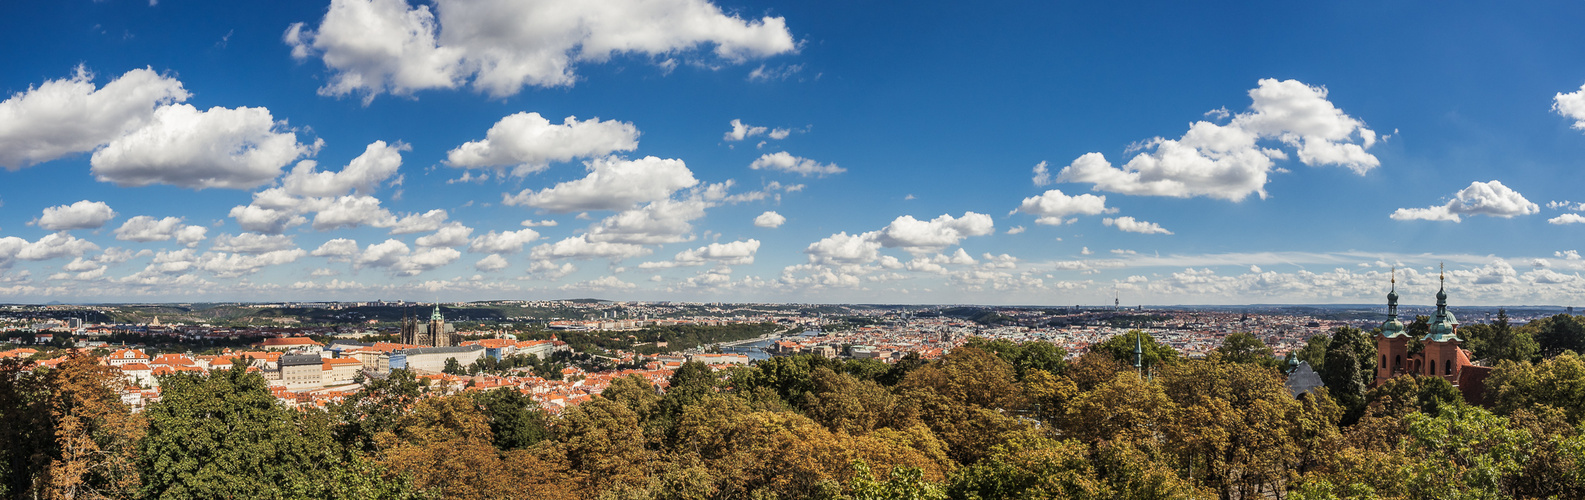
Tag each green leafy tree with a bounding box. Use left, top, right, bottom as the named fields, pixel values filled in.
left=1296, top=333, right=1330, bottom=375
left=1066, top=351, right=1129, bottom=393
left=442, top=357, right=464, bottom=375
left=1365, top=374, right=1465, bottom=418
left=1215, top=332, right=1279, bottom=368
left=1531, top=314, right=1585, bottom=359
left=0, top=358, right=52, bottom=497
left=877, top=352, right=928, bottom=387
left=1090, top=331, right=1180, bottom=373
left=333, top=369, right=425, bottom=452
left=1159, top=358, right=1340, bottom=498
left=138, top=366, right=325, bottom=498
left=1401, top=405, right=1531, bottom=498
left=1462, top=309, right=1539, bottom=365
left=961, top=337, right=1069, bottom=380
left=1060, top=371, right=1171, bottom=446
left=1486, top=353, right=1585, bottom=423
left=848, top=460, right=947, bottom=500
left=802, top=367, right=899, bottom=435
left=472, top=388, right=551, bottom=451
left=947, top=432, right=1201, bottom=499
left=1323, top=328, right=1368, bottom=422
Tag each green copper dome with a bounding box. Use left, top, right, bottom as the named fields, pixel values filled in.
left=1381, top=271, right=1408, bottom=338
left=1423, top=269, right=1461, bottom=343
left=1382, top=318, right=1407, bottom=338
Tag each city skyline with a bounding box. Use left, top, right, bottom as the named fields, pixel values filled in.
left=3, top=1, right=1585, bottom=306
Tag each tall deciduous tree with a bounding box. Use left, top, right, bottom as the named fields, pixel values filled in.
left=472, top=388, right=551, bottom=451
left=1091, top=331, right=1180, bottom=372
left=1215, top=332, right=1279, bottom=368
left=1531, top=314, right=1585, bottom=359
left=1322, top=326, right=1373, bottom=421
left=138, top=366, right=322, bottom=498
left=334, top=369, right=425, bottom=452
left=1296, top=333, right=1330, bottom=376
left=42, top=351, right=143, bottom=499
left=0, top=358, right=51, bottom=497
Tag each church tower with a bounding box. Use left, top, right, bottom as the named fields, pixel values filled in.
left=1374, top=268, right=1411, bottom=386
left=1422, top=265, right=1463, bottom=382
left=428, top=305, right=449, bottom=347
left=400, top=308, right=417, bottom=345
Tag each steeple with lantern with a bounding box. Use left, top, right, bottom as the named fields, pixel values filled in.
left=1380, top=268, right=1407, bottom=339
left=1424, top=264, right=1461, bottom=343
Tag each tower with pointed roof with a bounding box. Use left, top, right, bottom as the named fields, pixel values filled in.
left=428, top=305, right=451, bottom=347
left=1374, top=268, right=1412, bottom=385
left=1133, top=330, right=1143, bottom=376
left=1421, top=265, right=1464, bottom=382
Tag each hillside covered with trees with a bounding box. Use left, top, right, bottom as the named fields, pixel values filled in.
left=4, top=315, right=1585, bottom=499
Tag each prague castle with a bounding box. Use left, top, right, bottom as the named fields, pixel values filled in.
left=400, top=305, right=457, bottom=348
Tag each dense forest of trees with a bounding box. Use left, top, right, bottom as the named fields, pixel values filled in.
left=554, top=322, right=782, bottom=355
left=4, top=314, right=1585, bottom=499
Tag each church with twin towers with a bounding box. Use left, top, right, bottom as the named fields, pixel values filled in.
left=1372, top=267, right=1492, bottom=402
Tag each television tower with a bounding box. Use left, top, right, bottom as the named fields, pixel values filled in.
left=1114, top=286, right=1120, bottom=311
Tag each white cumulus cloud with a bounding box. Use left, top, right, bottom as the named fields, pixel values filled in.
left=1013, top=189, right=1113, bottom=225
left=311, top=238, right=361, bottom=261
left=90, top=104, right=310, bottom=189
left=475, top=253, right=509, bottom=272
left=749, top=151, right=844, bottom=177
left=585, top=198, right=708, bottom=245
left=530, top=235, right=652, bottom=260
left=313, top=195, right=398, bottom=230
left=1, top=233, right=102, bottom=263
left=35, top=200, right=117, bottom=231
left=282, top=140, right=406, bottom=197
left=416, top=223, right=475, bottom=248
left=1555, top=83, right=1585, bottom=131
left=723, top=119, right=767, bottom=141
left=1103, top=216, right=1173, bottom=235
left=872, top=212, right=995, bottom=254
left=115, top=216, right=185, bottom=242
left=211, top=233, right=297, bottom=254
left=503, top=156, right=698, bottom=212
left=1391, top=180, right=1539, bottom=223
left=640, top=239, right=759, bottom=268
left=804, top=232, right=881, bottom=265
left=1030, top=161, right=1050, bottom=186
left=754, top=210, right=786, bottom=228
left=286, top=0, right=797, bottom=101
left=446, top=112, right=638, bottom=175
left=1550, top=213, right=1585, bottom=225
left=468, top=228, right=540, bottom=253
left=0, top=66, right=189, bottom=169
left=1057, top=79, right=1378, bottom=201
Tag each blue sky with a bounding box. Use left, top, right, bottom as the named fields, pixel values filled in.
left=2, top=0, right=1584, bottom=306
